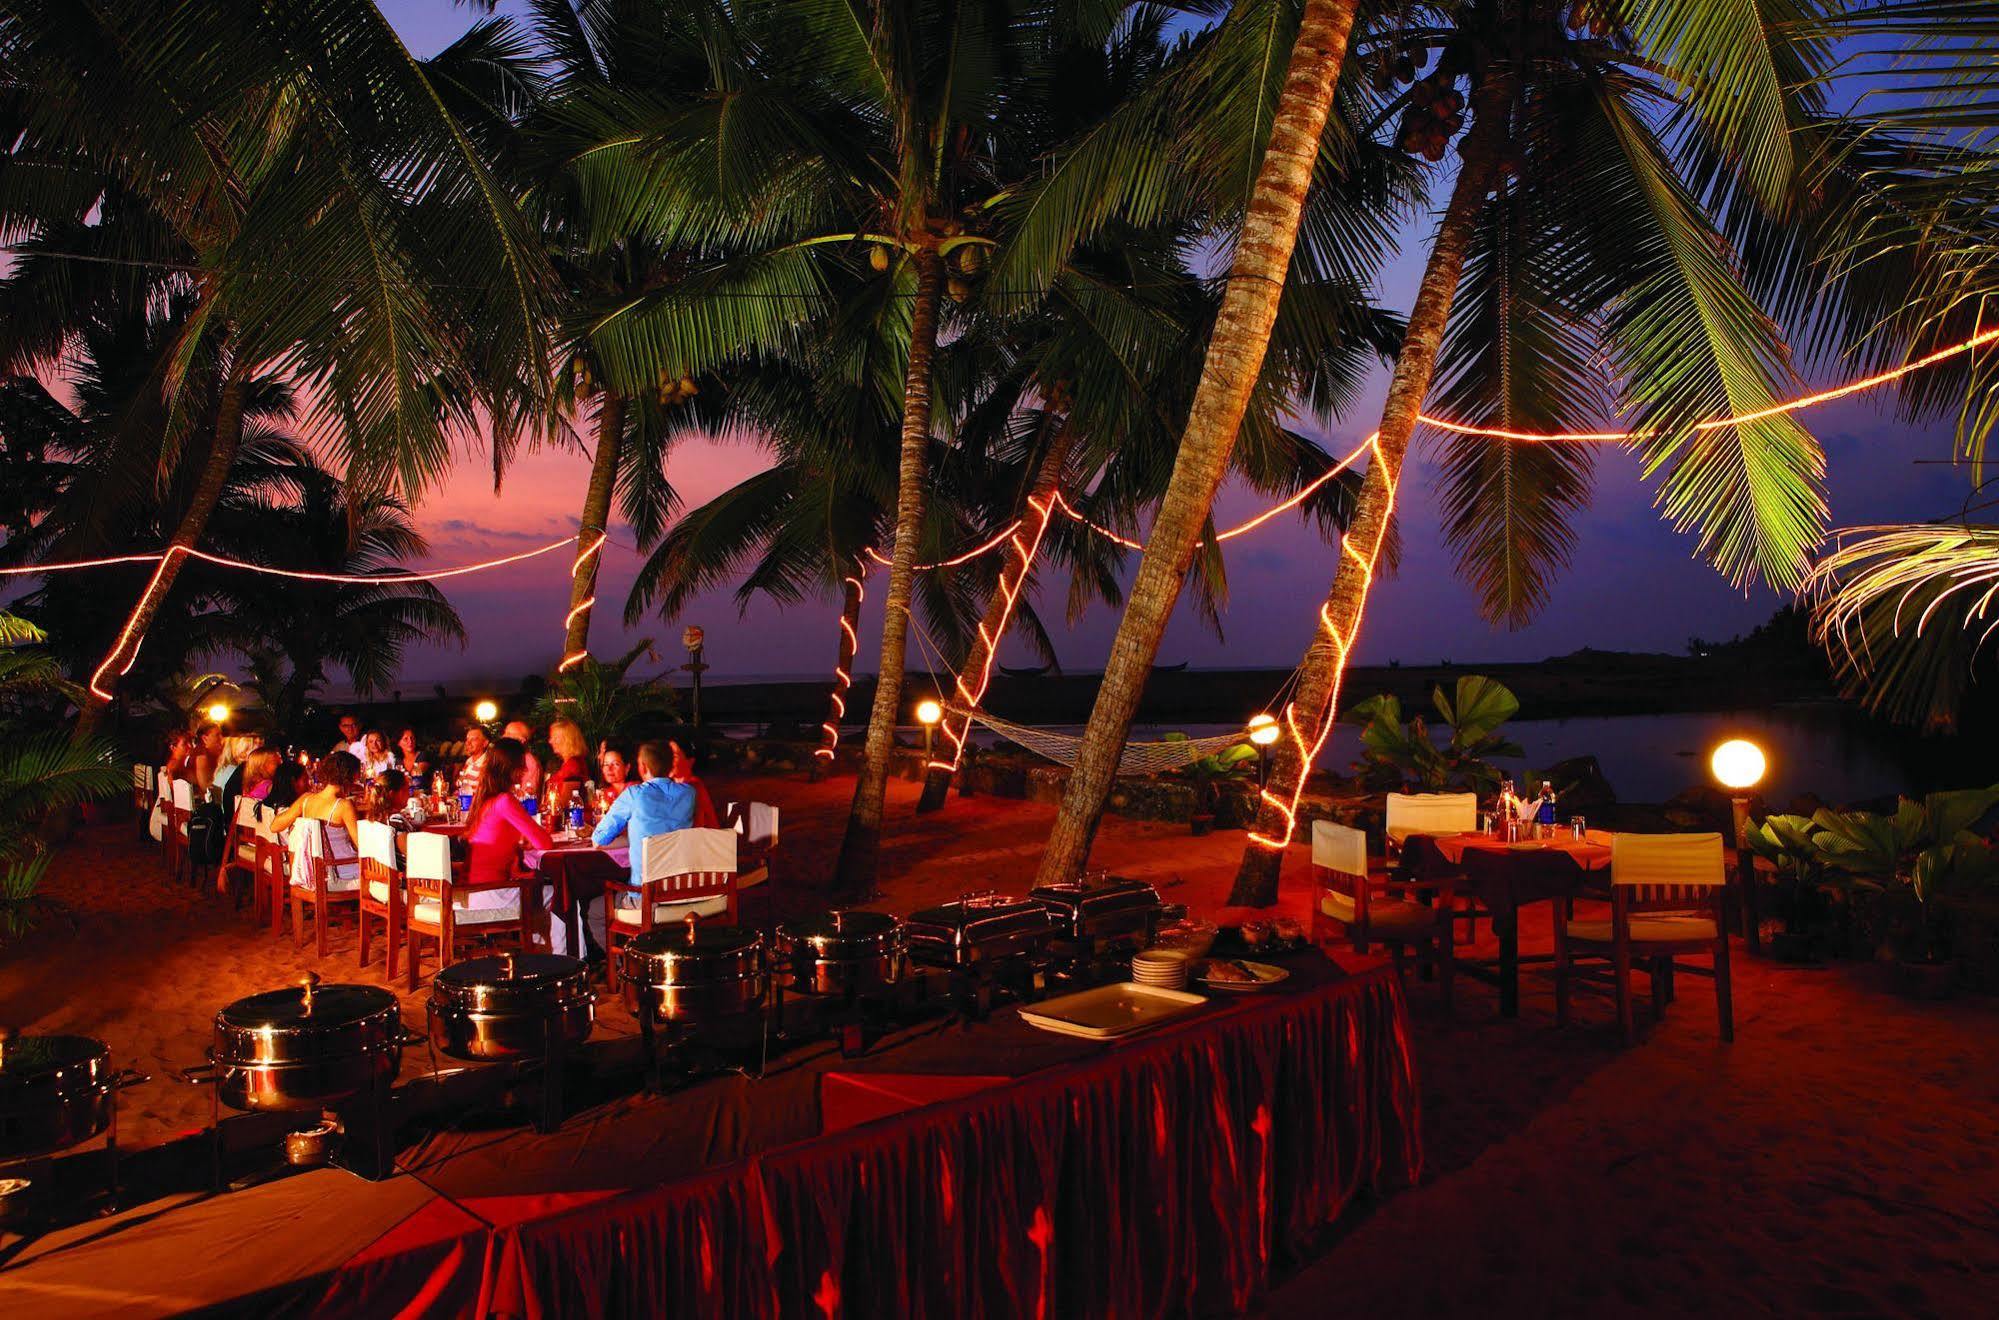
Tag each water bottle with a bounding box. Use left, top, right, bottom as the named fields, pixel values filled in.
left=567, top=787, right=585, bottom=833
left=1535, top=781, right=1557, bottom=838
left=1496, top=779, right=1517, bottom=835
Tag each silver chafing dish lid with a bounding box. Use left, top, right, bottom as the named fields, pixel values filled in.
left=776, top=909, right=901, bottom=953
left=217, top=973, right=398, bottom=1032
left=0, top=1030, right=109, bottom=1100
left=905, top=893, right=1052, bottom=944
left=432, top=951, right=591, bottom=1010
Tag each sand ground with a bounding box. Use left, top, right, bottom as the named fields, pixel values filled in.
left=4, top=770, right=1994, bottom=1316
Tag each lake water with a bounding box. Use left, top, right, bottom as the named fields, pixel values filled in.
left=926, top=704, right=1932, bottom=807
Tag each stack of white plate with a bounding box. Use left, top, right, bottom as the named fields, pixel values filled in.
left=1130, top=949, right=1190, bottom=991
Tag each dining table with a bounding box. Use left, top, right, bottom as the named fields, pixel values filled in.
left=1409, top=829, right=1614, bottom=1017
left=522, top=835, right=629, bottom=957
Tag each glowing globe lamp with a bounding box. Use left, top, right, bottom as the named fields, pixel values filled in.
left=205, top=702, right=230, bottom=724
left=1710, top=739, right=1766, bottom=791
left=1247, top=713, right=1280, bottom=747
left=915, top=699, right=943, bottom=727
left=474, top=699, right=500, bottom=725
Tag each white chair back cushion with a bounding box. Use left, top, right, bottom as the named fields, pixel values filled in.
left=1312, top=820, right=1367, bottom=876
left=287, top=818, right=327, bottom=884
left=1610, top=832, right=1725, bottom=888
left=254, top=804, right=278, bottom=843
left=356, top=819, right=399, bottom=870
left=742, top=802, right=779, bottom=848
left=642, top=828, right=737, bottom=886
left=171, top=779, right=195, bottom=811
left=156, top=769, right=172, bottom=803
left=405, top=831, right=453, bottom=883
left=1384, top=792, right=1477, bottom=843
left=233, top=797, right=262, bottom=828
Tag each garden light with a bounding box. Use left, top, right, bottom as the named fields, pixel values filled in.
left=916, top=699, right=943, bottom=726
left=1247, top=713, right=1280, bottom=746
left=1711, top=737, right=1768, bottom=955
left=205, top=702, right=230, bottom=724
left=474, top=699, right=499, bottom=724
left=1710, top=739, right=1767, bottom=790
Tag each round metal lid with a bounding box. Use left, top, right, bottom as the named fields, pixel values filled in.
left=0, top=1032, right=107, bottom=1092
left=434, top=952, right=586, bottom=990
left=778, top=910, right=899, bottom=943
left=627, top=923, right=762, bottom=958
left=218, top=975, right=398, bottom=1031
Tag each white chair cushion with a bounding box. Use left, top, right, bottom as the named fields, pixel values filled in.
left=611, top=894, right=731, bottom=926
left=1319, top=891, right=1435, bottom=934
left=1565, top=914, right=1718, bottom=943
left=365, top=879, right=395, bottom=904
left=292, top=874, right=362, bottom=895
left=413, top=899, right=519, bottom=926
left=236, top=841, right=258, bottom=864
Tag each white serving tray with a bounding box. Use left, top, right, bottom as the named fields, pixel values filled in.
left=1017, top=981, right=1209, bottom=1040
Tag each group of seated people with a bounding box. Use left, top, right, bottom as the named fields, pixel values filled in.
left=169, top=710, right=725, bottom=962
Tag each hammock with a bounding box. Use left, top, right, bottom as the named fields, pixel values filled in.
left=952, top=705, right=1252, bottom=777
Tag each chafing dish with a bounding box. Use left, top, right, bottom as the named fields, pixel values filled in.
left=188, top=973, right=411, bottom=1113
left=427, top=951, right=595, bottom=1061
left=0, top=1028, right=146, bottom=1161
left=774, top=910, right=905, bottom=996
left=1030, top=875, right=1163, bottom=946
left=619, top=915, right=766, bottom=1022
left=904, top=893, right=1054, bottom=968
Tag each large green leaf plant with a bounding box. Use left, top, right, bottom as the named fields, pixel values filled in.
left=1348, top=674, right=1523, bottom=794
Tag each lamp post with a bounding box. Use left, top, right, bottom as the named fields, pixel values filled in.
left=682, top=625, right=707, bottom=728
left=473, top=699, right=499, bottom=726
left=916, top=699, right=943, bottom=782
left=205, top=701, right=231, bottom=726
left=1710, top=738, right=1767, bottom=956
left=1247, top=713, right=1280, bottom=789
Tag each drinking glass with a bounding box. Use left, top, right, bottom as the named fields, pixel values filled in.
left=1571, top=816, right=1587, bottom=840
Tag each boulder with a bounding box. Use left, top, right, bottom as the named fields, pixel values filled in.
left=1545, top=755, right=1616, bottom=812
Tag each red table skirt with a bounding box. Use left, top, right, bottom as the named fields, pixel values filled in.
left=478, top=968, right=1418, bottom=1318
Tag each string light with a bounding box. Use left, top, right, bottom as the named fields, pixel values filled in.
left=0, top=551, right=173, bottom=577
left=1248, top=435, right=1394, bottom=852
left=815, top=573, right=867, bottom=762
left=556, top=532, right=610, bottom=673
left=931, top=492, right=1061, bottom=774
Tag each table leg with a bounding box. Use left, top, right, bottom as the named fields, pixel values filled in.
left=1498, top=901, right=1520, bottom=1018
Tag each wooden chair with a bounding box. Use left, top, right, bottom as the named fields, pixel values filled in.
left=1385, top=791, right=1482, bottom=943
left=604, top=829, right=738, bottom=992
left=726, top=800, right=780, bottom=893
left=288, top=817, right=362, bottom=958
left=1310, top=820, right=1453, bottom=1009
left=403, top=831, right=538, bottom=991
left=215, top=796, right=262, bottom=902
left=132, top=764, right=155, bottom=836
left=356, top=820, right=403, bottom=979
left=165, top=779, right=194, bottom=887
left=253, top=806, right=286, bottom=933
left=1555, top=832, right=1734, bottom=1045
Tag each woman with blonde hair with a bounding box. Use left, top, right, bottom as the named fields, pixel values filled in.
left=543, top=718, right=591, bottom=809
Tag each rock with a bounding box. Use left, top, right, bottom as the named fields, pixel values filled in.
left=1545, top=755, right=1616, bottom=812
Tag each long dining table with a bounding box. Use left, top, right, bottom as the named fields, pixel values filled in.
left=1410, top=829, right=1614, bottom=1016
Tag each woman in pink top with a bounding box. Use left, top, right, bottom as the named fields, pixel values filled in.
left=460, top=743, right=555, bottom=907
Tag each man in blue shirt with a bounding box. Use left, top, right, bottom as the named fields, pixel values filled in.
left=591, top=741, right=697, bottom=888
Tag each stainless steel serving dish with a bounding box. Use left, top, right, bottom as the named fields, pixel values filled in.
left=774, top=910, right=905, bottom=996
left=619, top=917, right=766, bottom=1022
left=0, top=1028, right=145, bottom=1161
left=193, top=973, right=410, bottom=1113
left=904, top=893, right=1054, bottom=968
left=1030, top=875, right=1163, bottom=946
left=427, top=951, right=595, bottom=1061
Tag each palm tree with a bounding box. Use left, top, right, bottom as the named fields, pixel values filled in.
left=1229, top=0, right=1864, bottom=903
left=0, top=1, right=554, bottom=728
left=1009, top=0, right=1370, bottom=888
left=192, top=458, right=466, bottom=733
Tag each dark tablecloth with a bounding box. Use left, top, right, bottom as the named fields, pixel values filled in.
left=4, top=959, right=1420, bottom=1319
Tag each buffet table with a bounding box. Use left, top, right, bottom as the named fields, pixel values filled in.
left=2, top=958, right=1420, bottom=1319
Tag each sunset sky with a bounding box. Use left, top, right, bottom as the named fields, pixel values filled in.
left=381, top=1, right=1972, bottom=688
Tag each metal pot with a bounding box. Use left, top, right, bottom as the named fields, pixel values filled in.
left=427, top=951, right=595, bottom=1061
left=1030, top=875, right=1163, bottom=948
left=194, top=973, right=410, bottom=1113
left=905, top=893, right=1054, bottom=968
left=619, top=915, right=765, bottom=1022
left=774, top=910, right=904, bottom=996
left=0, top=1028, right=146, bottom=1161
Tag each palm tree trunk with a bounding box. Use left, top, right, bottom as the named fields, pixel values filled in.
left=917, top=417, right=1076, bottom=812
left=76, top=366, right=249, bottom=737
left=1229, top=72, right=1518, bottom=907
left=1031, top=0, right=1363, bottom=888
left=561, top=392, right=625, bottom=668
left=835, top=247, right=945, bottom=892
left=809, top=570, right=867, bottom=781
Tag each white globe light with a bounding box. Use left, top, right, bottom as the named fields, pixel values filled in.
left=915, top=699, right=944, bottom=726
left=1247, top=712, right=1280, bottom=746
left=1710, top=739, right=1766, bottom=790
left=474, top=700, right=500, bottom=724
left=205, top=702, right=230, bottom=724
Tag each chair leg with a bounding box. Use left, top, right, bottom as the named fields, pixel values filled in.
left=386, top=906, right=401, bottom=984
left=1554, top=927, right=1571, bottom=1027
left=316, top=894, right=329, bottom=959
left=406, top=926, right=421, bottom=993
left=1714, top=936, right=1734, bottom=1043
left=292, top=894, right=305, bottom=947
left=1648, top=957, right=1667, bottom=1022
left=359, top=910, right=372, bottom=968
left=1613, top=938, right=1635, bottom=1045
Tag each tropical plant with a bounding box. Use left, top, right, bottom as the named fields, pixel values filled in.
left=1347, top=674, right=1523, bottom=794
left=1742, top=812, right=1841, bottom=959
left=0, top=1, right=555, bottom=729
left=528, top=639, right=680, bottom=751
left=1806, top=787, right=1999, bottom=964
left=1166, top=733, right=1259, bottom=832
left=0, top=612, right=125, bottom=941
